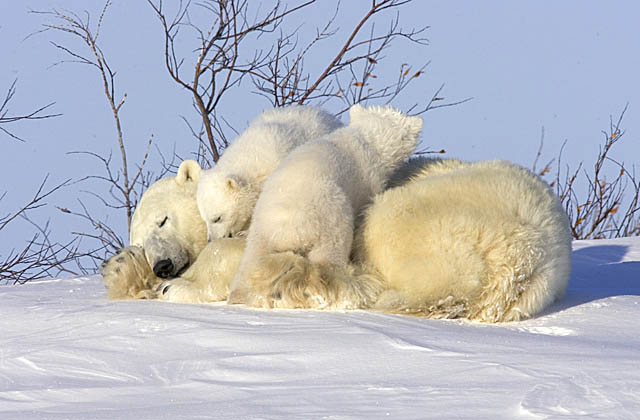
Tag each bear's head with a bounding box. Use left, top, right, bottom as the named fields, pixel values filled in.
left=196, top=170, right=258, bottom=240
left=130, top=160, right=207, bottom=279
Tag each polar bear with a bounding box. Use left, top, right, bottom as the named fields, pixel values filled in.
left=355, top=157, right=572, bottom=322
left=101, top=159, right=207, bottom=299
left=197, top=106, right=342, bottom=240
left=101, top=146, right=571, bottom=323
left=227, top=105, right=423, bottom=308
left=157, top=157, right=570, bottom=321
left=103, top=238, right=245, bottom=303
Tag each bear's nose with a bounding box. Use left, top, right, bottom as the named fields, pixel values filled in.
left=153, top=259, right=174, bottom=278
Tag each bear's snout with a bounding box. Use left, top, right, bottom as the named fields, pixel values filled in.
left=153, top=259, right=174, bottom=278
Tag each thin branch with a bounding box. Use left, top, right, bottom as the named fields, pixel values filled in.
left=537, top=104, right=639, bottom=239
left=0, top=80, right=61, bottom=142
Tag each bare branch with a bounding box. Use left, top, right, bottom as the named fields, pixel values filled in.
left=36, top=2, right=157, bottom=237
left=0, top=80, right=61, bottom=142
left=147, top=0, right=317, bottom=162
left=0, top=178, right=85, bottom=284
left=538, top=104, right=639, bottom=239
left=250, top=0, right=467, bottom=118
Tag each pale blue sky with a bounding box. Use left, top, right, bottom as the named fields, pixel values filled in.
left=2, top=1, right=639, bottom=257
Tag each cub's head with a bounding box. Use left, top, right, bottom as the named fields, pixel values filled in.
left=130, top=160, right=207, bottom=279
left=197, top=170, right=258, bottom=241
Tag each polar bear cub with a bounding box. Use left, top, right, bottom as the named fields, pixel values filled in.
left=355, top=157, right=572, bottom=322
left=228, top=105, right=423, bottom=308
left=197, top=106, right=342, bottom=240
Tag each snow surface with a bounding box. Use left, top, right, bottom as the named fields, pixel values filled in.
left=2, top=238, right=640, bottom=419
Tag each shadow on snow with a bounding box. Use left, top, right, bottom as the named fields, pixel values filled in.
left=549, top=244, right=640, bottom=313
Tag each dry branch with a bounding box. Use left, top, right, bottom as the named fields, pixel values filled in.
left=147, top=0, right=316, bottom=163
left=0, top=177, right=85, bottom=284
left=251, top=0, right=469, bottom=116
left=34, top=1, right=157, bottom=236
left=541, top=105, right=639, bottom=239
left=0, top=79, right=60, bottom=142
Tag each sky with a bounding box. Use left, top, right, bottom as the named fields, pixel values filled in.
left=2, top=1, right=639, bottom=263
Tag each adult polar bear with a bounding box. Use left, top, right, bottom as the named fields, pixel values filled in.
left=101, top=159, right=205, bottom=299
left=180, top=159, right=570, bottom=322
left=103, top=157, right=571, bottom=321
left=227, top=104, right=423, bottom=308
left=102, top=129, right=571, bottom=321
left=197, top=106, right=342, bottom=241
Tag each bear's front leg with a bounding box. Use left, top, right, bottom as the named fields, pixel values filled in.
left=101, top=246, right=161, bottom=299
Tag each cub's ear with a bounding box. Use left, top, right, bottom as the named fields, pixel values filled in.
left=225, top=174, right=246, bottom=191
left=348, top=103, right=366, bottom=121
left=176, top=160, right=201, bottom=185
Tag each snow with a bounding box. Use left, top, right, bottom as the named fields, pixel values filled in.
left=2, top=238, right=640, bottom=419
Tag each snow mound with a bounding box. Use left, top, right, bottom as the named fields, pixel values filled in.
left=2, top=238, right=639, bottom=419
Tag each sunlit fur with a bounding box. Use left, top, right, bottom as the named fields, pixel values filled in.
left=102, top=154, right=571, bottom=322
left=101, top=246, right=159, bottom=300
left=102, top=160, right=207, bottom=298
left=197, top=106, right=342, bottom=240
left=130, top=159, right=207, bottom=276
left=228, top=105, right=423, bottom=308
left=355, top=158, right=572, bottom=322
left=157, top=238, right=245, bottom=303
left=241, top=251, right=383, bottom=309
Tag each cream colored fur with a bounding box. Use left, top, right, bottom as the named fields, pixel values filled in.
left=228, top=105, right=423, bottom=308
left=102, top=238, right=244, bottom=303
left=130, top=159, right=207, bottom=277
left=101, top=145, right=571, bottom=323
left=102, top=160, right=208, bottom=297
left=101, top=246, right=159, bottom=300
left=355, top=157, right=572, bottom=322
left=157, top=238, right=245, bottom=303
left=197, top=106, right=342, bottom=240
left=157, top=157, right=571, bottom=322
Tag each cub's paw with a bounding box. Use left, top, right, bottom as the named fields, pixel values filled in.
left=156, top=278, right=204, bottom=303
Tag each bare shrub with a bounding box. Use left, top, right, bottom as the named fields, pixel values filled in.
left=0, top=77, right=83, bottom=283
left=147, top=0, right=320, bottom=164
left=34, top=1, right=168, bottom=260
left=535, top=105, right=639, bottom=239
left=18, top=0, right=467, bottom=279
left=0, top=177, right=85, bottom=284
left=147, top=0, right=468, bottom=166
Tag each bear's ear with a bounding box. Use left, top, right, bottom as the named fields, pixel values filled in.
left=176, top=160, right=201, bottom=185
left=225, top=174, right=246, bottom=191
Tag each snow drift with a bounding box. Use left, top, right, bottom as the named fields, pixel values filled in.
left=2, top=237, right=639, bottom=419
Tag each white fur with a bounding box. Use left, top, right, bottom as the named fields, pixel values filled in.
left=157, top=238, right=245, bottom=303
left=102, top=159, right=207, bottom=296
left=197, top=106, right=342, bottom=240
left=102, top=144, right=570, bottom=323
left=227, top=105, right=422, bottom=308
left=355, top=157, right=572, bottom=322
